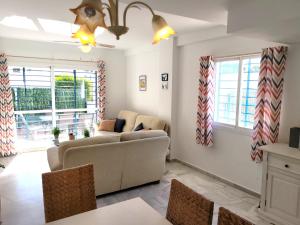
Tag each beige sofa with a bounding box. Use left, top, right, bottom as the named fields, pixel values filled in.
left=94, top=110, right=168, bottom=136
left=47, top=130, right=170, bottom=196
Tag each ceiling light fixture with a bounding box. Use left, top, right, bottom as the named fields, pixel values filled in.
left=70, top=0, right=175, bottom=47
left=72, top=24, right=96, bottom=46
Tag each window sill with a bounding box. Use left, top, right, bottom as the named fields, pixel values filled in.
left=213, top=122, right=253, bottom=137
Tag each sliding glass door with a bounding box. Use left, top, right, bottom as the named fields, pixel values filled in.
left=9, top=65, right=97, bottom=152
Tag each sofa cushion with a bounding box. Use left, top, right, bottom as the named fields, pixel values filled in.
left=114, top=118, right=126, bottom=133
left=47, top=147, right=62, bottom=171
left=134, top=115, right=166, bottom=131
left=58, top=135, right=121, bottom=166
left=94, top=130, right=121, bottom=137
left=133, top=123, right=144, bottom=131
left=118, top=110, right=138, bottom=132
left=120, top=130, right=167, bottom=142
left=98, top=120, right=116, bottom=132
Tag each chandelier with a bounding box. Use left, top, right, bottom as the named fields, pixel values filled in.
left=70, top=0, right=175, bottom=48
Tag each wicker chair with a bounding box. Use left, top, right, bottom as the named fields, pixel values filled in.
left=42, top=164, right=97, bottom=223
left=217, top=207, right=255, bottom=225
left=166, top=179, right=214, bottom=225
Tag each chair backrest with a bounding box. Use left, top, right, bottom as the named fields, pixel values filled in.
left=166, top=179, right=214, bottom=225
left=42, top=164, right=97, bottom=223
left=217, top=207, right=254, bottom=225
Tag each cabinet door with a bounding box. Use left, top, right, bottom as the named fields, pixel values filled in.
left=266, top=168, right=300, bottom=225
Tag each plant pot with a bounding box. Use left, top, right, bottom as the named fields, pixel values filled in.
left=53, top=137, right=59, bottom=146
left=69, top=133, right=75, bottom=141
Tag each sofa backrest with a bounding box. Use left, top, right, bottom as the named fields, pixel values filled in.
left=63, top=136, right=170, bottom=195
left=120, top=130, right=167, bottom=142
left=118, top=110, right=138, bottom=132
left=58, top=135, right=120, bottom=164
left=134, top=115, right=166, bottom=131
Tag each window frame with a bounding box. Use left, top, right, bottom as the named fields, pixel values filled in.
left=214, top=54, right=260, bottom=134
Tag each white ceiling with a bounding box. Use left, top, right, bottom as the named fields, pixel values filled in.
left=120, top=0, right=229, bottom=25
left=0, top=0, right=221, bottom=50
left=2, top=0, right=299, bottom=50
left=227, top=0, right=300, bottom=44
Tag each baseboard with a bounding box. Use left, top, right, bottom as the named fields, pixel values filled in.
left=171, top=159, right=261, bottom=198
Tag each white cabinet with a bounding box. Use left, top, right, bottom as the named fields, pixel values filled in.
left=259, top=144, right=300, bottom=225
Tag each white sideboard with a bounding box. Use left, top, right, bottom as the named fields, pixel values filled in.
left=258, top=143, right=300, bottom=225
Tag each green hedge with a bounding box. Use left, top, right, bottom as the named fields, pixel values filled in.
left=13, top=75, right=93, bottom=111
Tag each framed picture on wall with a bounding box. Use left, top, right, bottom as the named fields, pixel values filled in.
left=139, top=75, right=147, bottom=91
left=161, top=73, right=169, bottom=90
left=161, top=73, right=168, bottom=81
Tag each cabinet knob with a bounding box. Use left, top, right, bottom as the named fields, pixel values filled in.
left=285, top=164, right=290, bottom=168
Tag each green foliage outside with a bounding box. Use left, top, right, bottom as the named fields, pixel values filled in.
left=12, top=88, right=52, bottom=110
left=52, top=127, right=61, bottom=137
left=83, top=129, right=90, bottom=138
left=12, top=74, right=93, bottom=111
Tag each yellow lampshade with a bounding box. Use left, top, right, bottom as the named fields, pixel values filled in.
left=70, top=0, right=107, bottom=33
left=72, top=24, right=96, bottom=46
left=152, top=15, right=175, bottom=44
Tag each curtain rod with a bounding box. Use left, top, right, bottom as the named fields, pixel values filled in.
left=6, top=55, right=98, bottom=63
left=215, top=52, right=261, bottom=60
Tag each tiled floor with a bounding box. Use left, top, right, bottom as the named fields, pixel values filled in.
left=0, top=151, right=271, bottom=225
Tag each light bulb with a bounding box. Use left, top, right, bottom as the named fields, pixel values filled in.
left=79, top=45, right=92, bottom=53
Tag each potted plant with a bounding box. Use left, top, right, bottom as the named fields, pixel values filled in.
left=52, top=127, right=61, bottom=139
left=52, top=127, right=61, bottom=146
left=83, top=129, right=90, bottom=138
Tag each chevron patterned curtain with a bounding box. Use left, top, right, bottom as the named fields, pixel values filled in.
left=251, top=46, right=288, bottom=162
left=97, top=60, right=106, bottom=122
left=196, top=56, right=215, bottom=147
left=0, top=53, right=16, bottom=156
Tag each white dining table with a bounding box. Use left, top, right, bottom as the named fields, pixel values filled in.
left=45, top=198, right=172, bottom=225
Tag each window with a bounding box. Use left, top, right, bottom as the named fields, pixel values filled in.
left=9, top=65, right=97, bottom=151
left=10, top=67, right=52, bottom=111
left=214, top=56, right=260, bottom=129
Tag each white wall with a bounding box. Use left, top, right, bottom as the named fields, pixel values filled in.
left=279, top=44, right=300, bottom=142
left=0, top=37, right=126, bottom=118
left=126, top=47, right=160, bottom=116
left=125, top=40, right=176, bottom=125
left=174, top=36, right=297, bottom=194
left=125, top=34, right=300, bottom=194
left=125, top=40, right=178, bottom=160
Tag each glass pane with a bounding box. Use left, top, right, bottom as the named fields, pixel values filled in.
left=9, top=66, right=51, bottom=111
left=54, top=69, right=96, bottom=110
left=214, top=60, right=239, bottom=125
left=55, top=111, right=96, bottom=140
left=14, top=112, right=53, bottom=151
left=238, top=57, right=260, bottom=129
left=76, top=70, right=97, bottom=111
left=54, top=69, right=97, bottom=139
